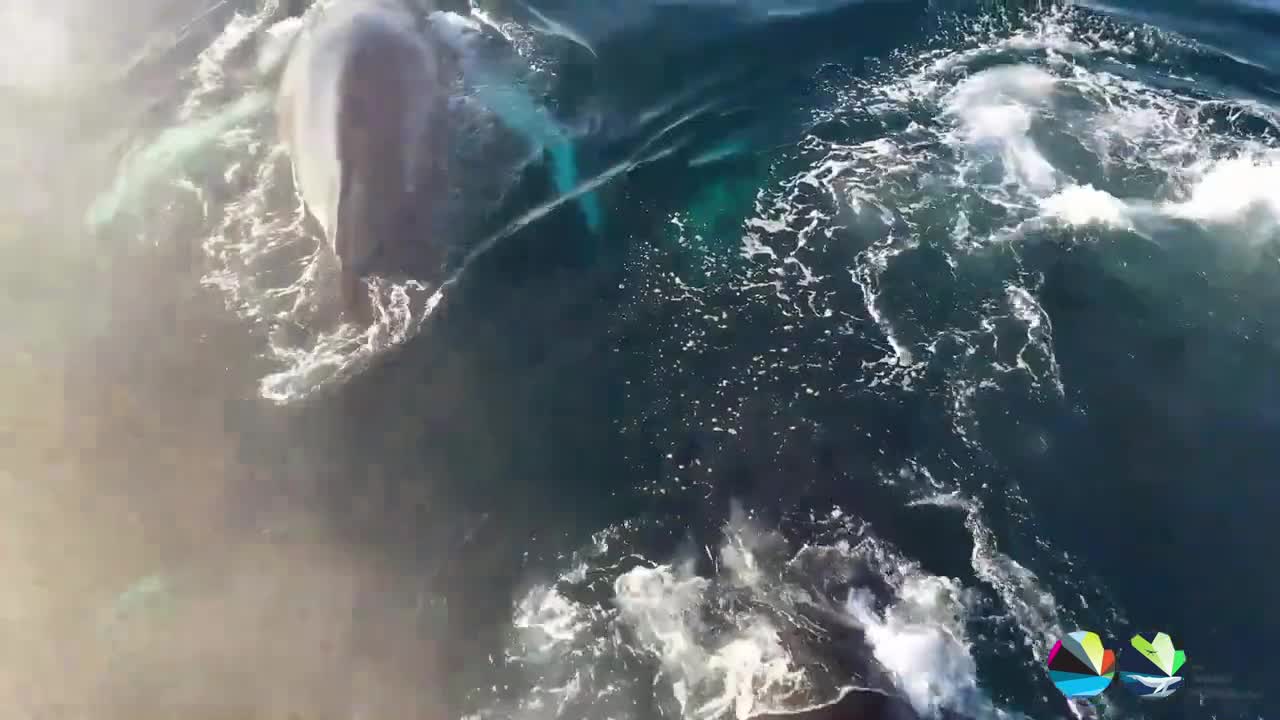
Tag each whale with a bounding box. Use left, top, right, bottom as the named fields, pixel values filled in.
left=277, top=0, right=605, bottom=320
left=277, top=0, right=452, bottom=318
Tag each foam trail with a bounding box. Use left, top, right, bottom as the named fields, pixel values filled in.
left=86, top=91, right=272, bottom=229
left=689, top=137, right=751, bottom=167
left=519, top=1, right=598, bottom=57
left=430, top=11, right=603, bottom=232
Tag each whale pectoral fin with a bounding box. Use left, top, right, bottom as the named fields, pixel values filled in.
left=546, top=139, right=603, bottom=234
left=434, top=13, right=605, bottom=234
left=476, top=84, right=604, bottom=234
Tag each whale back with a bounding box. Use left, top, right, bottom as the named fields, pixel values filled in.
left=279, top=0, right=449, bottom=290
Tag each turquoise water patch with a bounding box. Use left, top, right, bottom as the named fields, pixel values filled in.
left=86, top=91, right=271, bottom=230
left=98, top=573, right=173, bottom=640
left=665, top=162, right=769, bottom=282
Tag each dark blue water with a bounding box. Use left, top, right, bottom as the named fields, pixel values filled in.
left=443, top=4, right=1277, bottom=718
left=10, top=0, right=1278, bottom=718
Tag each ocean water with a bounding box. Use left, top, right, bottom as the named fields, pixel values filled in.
left=2, top=0, right=1277, bottom=719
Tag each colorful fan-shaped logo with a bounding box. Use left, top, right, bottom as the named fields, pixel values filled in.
left=1118, top=632, right=1186, bottom=699
left=1047, top=631, right=1116, bottom=697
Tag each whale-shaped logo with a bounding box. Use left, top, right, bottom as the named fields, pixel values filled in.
left=1119, top=632, right=1186, bottom=700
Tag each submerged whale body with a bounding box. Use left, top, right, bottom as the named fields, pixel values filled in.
left=277, top=0, right=451, bottom=318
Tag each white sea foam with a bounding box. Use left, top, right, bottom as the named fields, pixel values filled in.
left=1040, top=184, right=1133, bottom=229
left=944, top=65, right=1060, bottom=194
left=614, top=561, right=810, bottom=720
left=908, top=492, right=1065, bottom=662
left=1167, top=150, right=1280, bottom=226
left=511, top=585, right=592, bottom=660
left=844, top=575, right=989, bottom=718
left=1005, top=284, right=1064, bottom=394
left=908, top=492, right=1102, bottom=720
left=1006, top=29, right=1092, bottom=57
left=735, top=6, right=1277, bottom=409
left=479, top=517, right=829, bottom=720
left=1040, top=151, right=1280, bottom=242
left=478, top=504, right=1062, bottom=720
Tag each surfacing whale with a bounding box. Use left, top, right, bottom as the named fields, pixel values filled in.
left=277, top=0, right=451, bottom=319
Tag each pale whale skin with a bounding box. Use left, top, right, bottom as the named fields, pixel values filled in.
left=278, top=0, right=450, bottom=315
